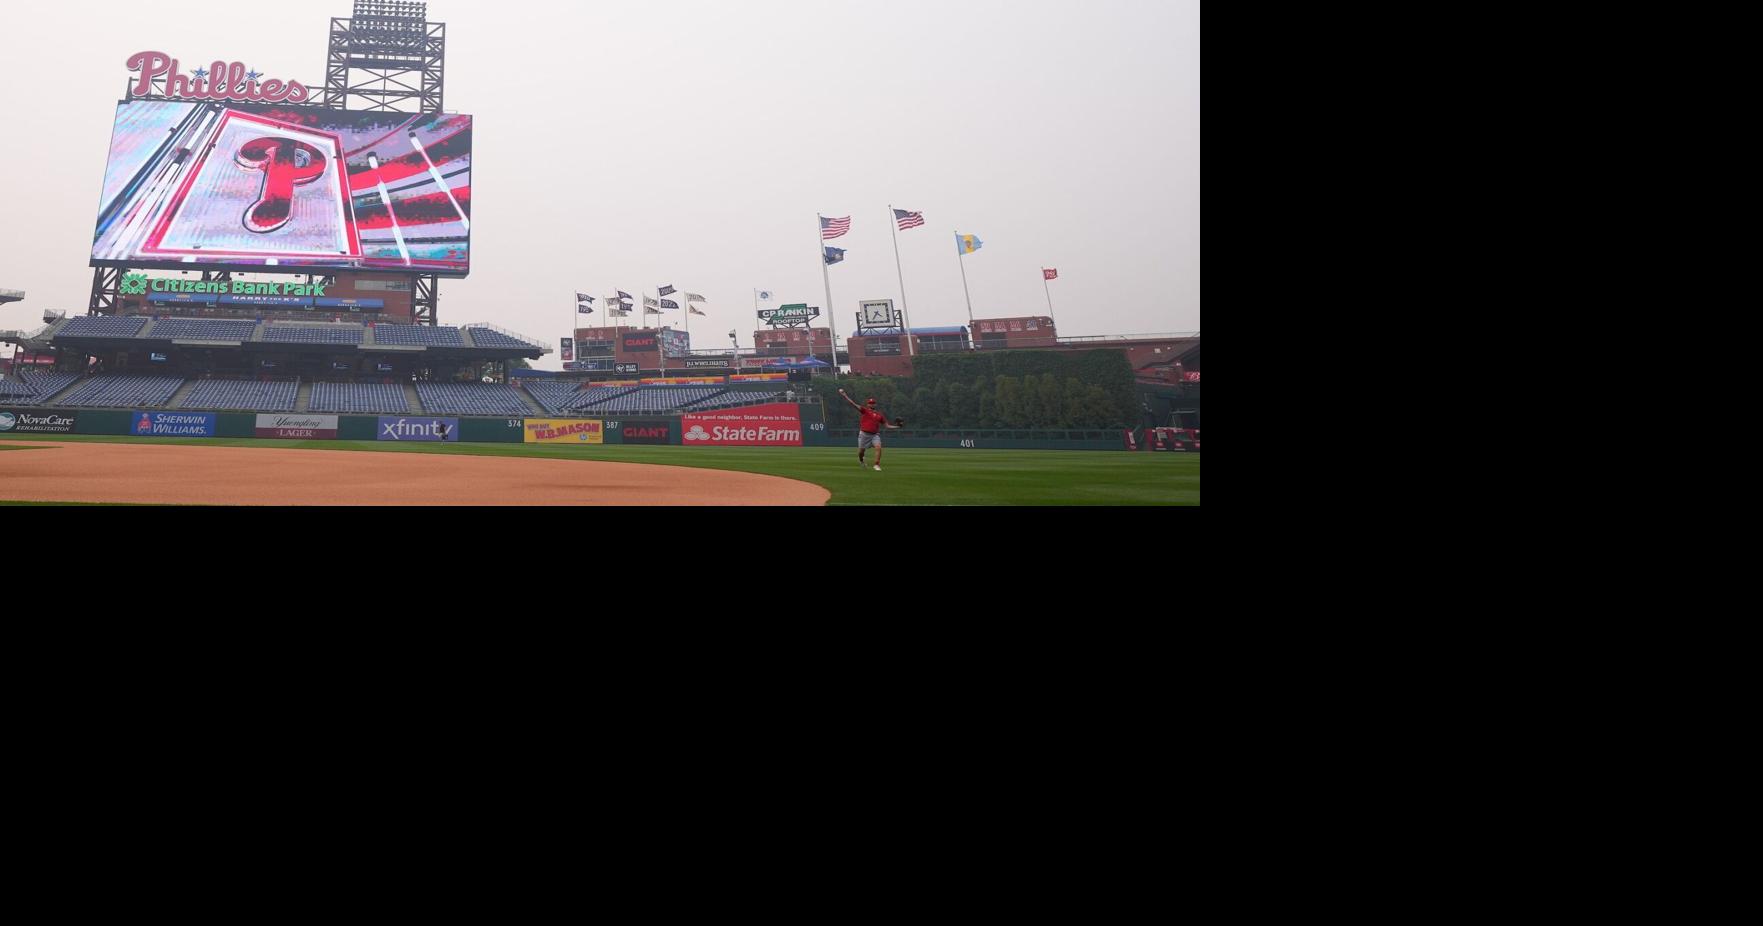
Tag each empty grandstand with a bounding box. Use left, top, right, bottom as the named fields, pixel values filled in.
left=416, top=382, right=533, bottom=417
left=181, top=379, right=300, bottom=412
left=373, top=325, right=466, bottom=347
left=54, top=376, right=184, bottom=409
left=588, top=386, right=728, bottom=415
left=684, top=389, right=786, bottom=411
left=522, top=380, right=586, bottom=416
left=309, top=382, right=409, bottom=414
left=56, top=316, right=149, bottom=339
left=261, top=324, right=365, bottom=346
left=146, top=319, right=258, bottom=342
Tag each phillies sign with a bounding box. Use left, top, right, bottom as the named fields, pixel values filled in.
left=127, top=51, right=312, bottom=104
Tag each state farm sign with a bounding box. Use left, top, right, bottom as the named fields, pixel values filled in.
left=681, top=403, right=803, bottom=447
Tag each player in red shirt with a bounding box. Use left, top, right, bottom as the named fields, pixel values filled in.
left=839, top=389, right=902, bottom=471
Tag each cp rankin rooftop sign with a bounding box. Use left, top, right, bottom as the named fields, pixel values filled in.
left=126, top=51, right=312, bottom=104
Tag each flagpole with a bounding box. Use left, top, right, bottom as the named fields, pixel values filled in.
left=956, top=232, right=976, bottom=331
left=1043, top=273, right=1058, bottom=345
left=890, top=206, right=916, bottom=358
left=818, top=214, right=842, bottom=381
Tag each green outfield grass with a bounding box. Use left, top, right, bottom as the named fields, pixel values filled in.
left=0, top=435, right=1199, bottom=506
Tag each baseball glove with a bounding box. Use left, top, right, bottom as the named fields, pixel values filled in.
left=894, top=418, right=906, bottom=427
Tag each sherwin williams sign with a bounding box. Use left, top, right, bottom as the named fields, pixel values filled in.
left=524, top=419, right=604, bottom=444
left=133, top=412, right=216, bottom=437
left=256, top=415, right=339, bottom=440
left=0, top=411, right=77, bottom=434
left=681, top=404, right=803, bottom=447
left=377, top=417, right=460, bottom=442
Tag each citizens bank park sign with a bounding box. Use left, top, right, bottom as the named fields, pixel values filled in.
left=126, top=51, right=311, bottom=104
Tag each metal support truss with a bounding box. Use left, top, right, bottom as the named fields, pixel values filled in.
left=89, top=267, right=124, bottom=316
left=412, top=275, right=440, bottom=327
left=323, top=2, right=446, bottom=114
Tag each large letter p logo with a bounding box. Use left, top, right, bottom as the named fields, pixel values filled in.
left=235, top=137, right=328, bottom=234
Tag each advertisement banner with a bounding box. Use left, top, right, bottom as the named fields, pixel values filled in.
left=523, top=419, right=604, bottom=444
left=684, top=359, right=729, bottom=369
left=1183, top=372, right=1202, bottom=383
left=642, top=377, right=724, bottom=386
left=93, top=100, right=473, bottom=276
left=562, top=338, right=575, bottom=362
left=616, top=363, right=640, bottom=375
left=614, top=419, right=674, bottom=445
left=0, top=410, right=77, bottom=434
left=131, top=411, right=216, bottom=437
left=255, top=414, right=340, bottom=440
left=659, top=329, right=691, bottom=357
left=622, top=333, right=659, bottom=353
left=729, top=374, right=789, bottom=383
left=681, top=404, right=803, bottom=447
left=376, top=417, right=461, bottom=442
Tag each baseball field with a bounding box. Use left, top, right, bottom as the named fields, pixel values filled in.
left=0, top=435, right=1199, bottom=506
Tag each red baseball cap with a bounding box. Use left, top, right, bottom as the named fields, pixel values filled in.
left=866, top=398, right=877, bottom=405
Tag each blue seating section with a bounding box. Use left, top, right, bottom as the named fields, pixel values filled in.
left=21, top=373, right=81, bottom=400
left=55, top=376, right=184, bottom=409
left=374, top=325, right=466, bottom=347
left=262, top=324, right=364, bottom=345
left=522, top=382, right=582, bottom=415
left=590, top=387, right=727, bottom=415
left=146, top=319, right=258, bottom=341
left=417, top=383, right=532, bottom=416
left=181, top=379, right=298, bottom=412
left=686, top=390, right=785, bottom=411
left=465, top=328, right=538, bottom=350
left=0, top=378, right=34, bottom=398
left=56, top=316, right=148, bottom=339
left=309, top=382, right=409, bottom=414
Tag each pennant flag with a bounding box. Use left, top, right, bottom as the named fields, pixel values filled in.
left=686, top=293, right=707, bottom=303
left=690, top=306, right=707, bottom=317
left=643, top=296, right=659, bottom=307
left=645, top=305, right=662, bottom=315
left=578, top=304, right=595, bottom=315
left=659, top=285, right=677, bottom=297
left=824, top=246, right=847, bottom=266
left=894, top=209, right=925, bottom=230
left=821, top=216, right=851, bottom=240
left=757, top=290, right=774, bottom=301
left=660, top=299, right=681, bottom=310
left=617, top=291, right=634, bottom=302
left=1043, top=269, right=1059, bottom=281
left=956, top=233, right=984, bottom=255
left=575, top=292, right=595, bottom=305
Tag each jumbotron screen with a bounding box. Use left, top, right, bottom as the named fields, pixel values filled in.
left=92, top=100, right=473, bottom=276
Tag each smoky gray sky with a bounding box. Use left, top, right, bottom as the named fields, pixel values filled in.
left=0, top=0, right=1199, bottom=368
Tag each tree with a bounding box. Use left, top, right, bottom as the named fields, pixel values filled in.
left=995, top=376, right=1024, bottom=428
left=946, top=381, right=976, bottom=430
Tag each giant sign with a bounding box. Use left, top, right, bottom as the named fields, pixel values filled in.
left=93, top=99, right=473, bottom=276
left=681, top=404, right=803, bottom=447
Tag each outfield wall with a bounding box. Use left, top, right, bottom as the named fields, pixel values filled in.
left=4, top=403, right=1145, bottom=450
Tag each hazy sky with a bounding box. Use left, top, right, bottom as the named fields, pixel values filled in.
left=0, top=0, right=1199, bottom=369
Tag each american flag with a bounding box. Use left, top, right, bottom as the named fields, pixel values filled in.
left=821, top=216, right=851, bottom=240
left=895, top=209, right=925, bottom=231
